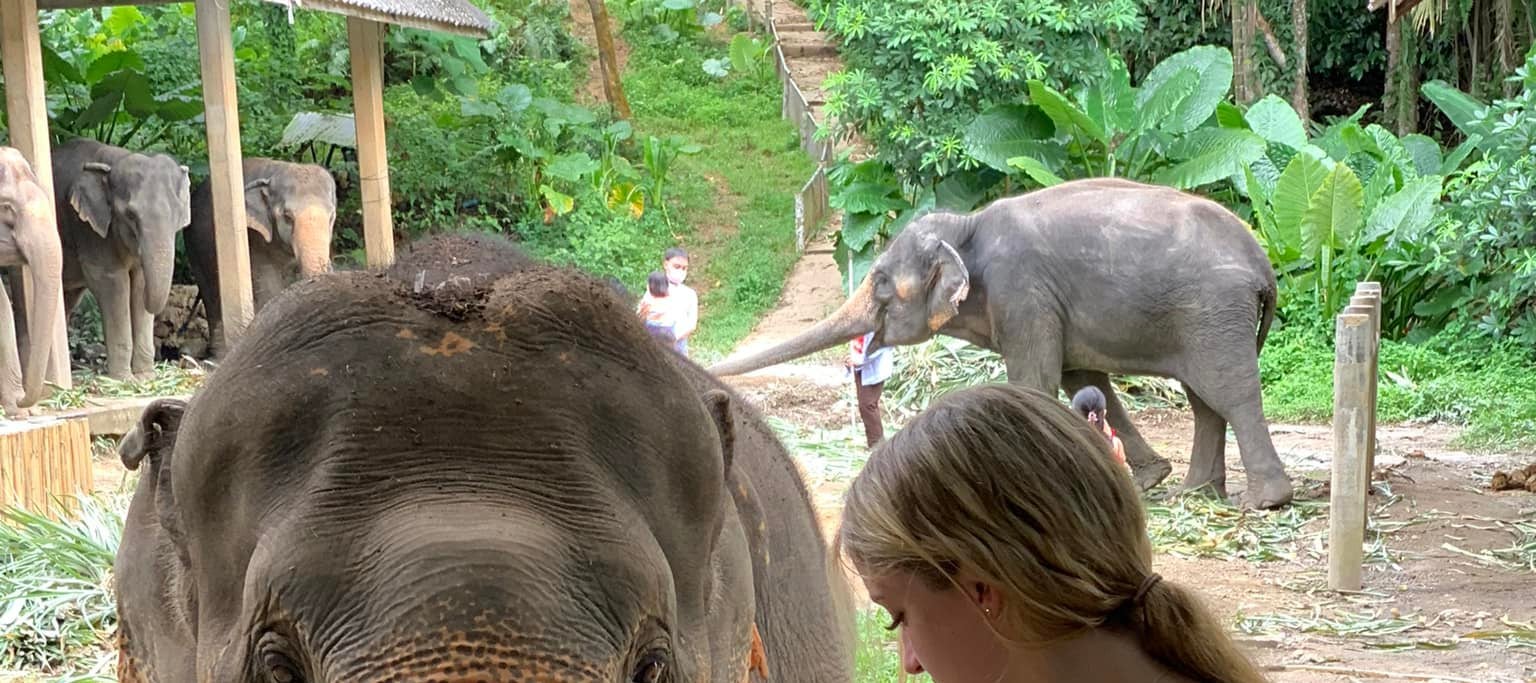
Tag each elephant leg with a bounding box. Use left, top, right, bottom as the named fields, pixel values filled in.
left=1175, top=386, right=1228, bottom=500
left=129, top=267, right=156, bottom=379
left=1060, top=370, right=1172, bottom=491
left=0, top=276, right=27, bottom=416
left=1179, top=360, right=1292, bottom=509
left=85, top=267, right=134, bottom=381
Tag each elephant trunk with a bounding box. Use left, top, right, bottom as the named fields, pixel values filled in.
left=18, top=198, right=63, bottom=407
left=708, top=276, right=880, bottom=377
left=291, top=205, right=334, bottom=276
left=140, top=233, right=176, bottom=316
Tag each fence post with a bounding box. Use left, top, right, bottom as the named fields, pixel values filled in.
left=1329, top=310, right=1373, bottom=591
left=1353, top=281, right=1382, bottom=493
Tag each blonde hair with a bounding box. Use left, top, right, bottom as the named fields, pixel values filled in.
left=835, top=383, right=1267, bottom=683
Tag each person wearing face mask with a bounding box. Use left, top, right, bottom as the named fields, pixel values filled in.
left=836, top=383, right=1269, bottom=683
left=662, top=247, right=697, bottom=356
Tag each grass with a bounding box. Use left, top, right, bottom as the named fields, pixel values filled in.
left=619, top=28, right=819, bottom=361
left=36, top=363, right=204, bottom=412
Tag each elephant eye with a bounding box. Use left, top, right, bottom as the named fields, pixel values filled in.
left=632, top=652, right=669, bottom=683
left=263, top=651, right=304, bottom=683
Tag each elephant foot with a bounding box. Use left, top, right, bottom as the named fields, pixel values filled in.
left=1239, top=475, right=1295, bottom=510
left=132, top=370, right=157, bottom=383
left=1130, top=457, right=1173, bottom=491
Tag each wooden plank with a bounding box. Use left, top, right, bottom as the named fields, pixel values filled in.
left=195, top=0, right=255, bottom=350
left=2, top=0, right=73, bottom=392
left=0, top=417, right=91, bottom=520
left=348, top=17, right=396, bottom=269
left=1329, top=312, right=1372, bottom=591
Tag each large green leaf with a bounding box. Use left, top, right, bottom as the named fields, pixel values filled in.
left=963, top=104, right=1056, bottom=173
left=1243, top=95, right=1307, bottom=149
left=545, top=152, right=600, bottom=183
left=1271, top=153, right=1329, bottom=252
left=1133, top=70, right=1199, bottom=135
left=1420, top=80, right=1488, bottom=138
left=84, top=50, right=145, bottom=85
left=1083, top=56, right=1136, bottom=136
left=934, top=169, right=997, bottom=211
left=1301, top=162, right=1364, bottom=255
left=1363, top=175, right=1443, bottom=244
left=1006, top=156, right=1065, bottom=186
left=1401, top=134, right=1444, bottom=177
left=1152, top=128, right=1266, bottom=189
left=830, top=181, right=909, bottom=214
left=1026, top=80, right=1106, bottom=144
left=1214, top=101, right=1248, bottom=130
left=1135, top=45, right=1234, bottom=135
left=840, top=210, right=887, bottom=252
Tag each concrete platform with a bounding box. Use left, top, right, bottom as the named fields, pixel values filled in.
left=32, top=394, right=193, bottom=438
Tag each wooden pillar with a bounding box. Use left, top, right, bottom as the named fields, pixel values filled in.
left=195, top=0, right=254, bottom=347
left=1, top=0, right=72, bottom=392
left=1329, top=311, right=1373, bottom=591
left=348, top=17, right=395, bottom=269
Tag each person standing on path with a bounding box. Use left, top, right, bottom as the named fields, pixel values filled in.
left=663, top=247, right=698, bottom=357
left=847, top=330, right=893, bottom=448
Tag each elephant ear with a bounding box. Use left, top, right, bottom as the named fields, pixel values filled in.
left=921, top=233, right=970, bottom=332
left=173, top=164, right=192, bottom=229
left=70, top=162, right=113, bottom=238
left=702, top=389, right=736, bottom=474
left=243, top=177, right=274, bottom=242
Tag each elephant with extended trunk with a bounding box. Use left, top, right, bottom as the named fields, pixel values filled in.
left=0, top=148, right=64, bottom=416
left=50, top=138, right=190, bottom=381
left=184, top=157, right=336, bottom=358
left=711, top=177, right=1294, bottom=509
left=112, top=233, right=855, bottom=682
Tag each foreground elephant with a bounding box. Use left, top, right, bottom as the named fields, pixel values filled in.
left=113, top=232, right=855, bottom=682
left=710, top=177, right=1292, bottom=509
left=0, top=148, right=64, bottom=416
left=51, top=138, right=190, bottom=381
left=184, top=157, right=336, bottom=358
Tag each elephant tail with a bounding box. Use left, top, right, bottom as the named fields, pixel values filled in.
left=1255, top=282, right=1277, bottom=352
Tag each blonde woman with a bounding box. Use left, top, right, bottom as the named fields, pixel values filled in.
left=836, top=383, right=1268, bottom=683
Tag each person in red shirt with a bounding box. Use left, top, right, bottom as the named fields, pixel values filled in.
left=1070, top=386, right=1127, bottom=468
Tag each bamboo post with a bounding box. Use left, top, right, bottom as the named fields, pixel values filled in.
left=195, top=0, right=255, bottom=348
left=1329, top=311, right=1373, bottom=591
left=1350, top=282, right=1382, bottom=500
left=1, top=0, right=72, bottom=392
left=348, top=17, right=396, bottom=269
left=0, top=417, right=92, bottom=521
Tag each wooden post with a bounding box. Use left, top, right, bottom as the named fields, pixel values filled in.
left=195, top=0, right=254, bottom=348
left=1, top=0, right=72, bottom=392
left=1329, top=312, right=1373, bottom=591
left=348, top=17, right=395, bottom=269
left=1351, top=282, right=1382, bottom=499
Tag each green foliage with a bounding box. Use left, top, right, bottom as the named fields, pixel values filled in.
left=811, top=0, right=1144, bottom=187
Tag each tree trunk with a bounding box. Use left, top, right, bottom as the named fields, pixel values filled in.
left=1496, top=0, right=1515, bottom=96
left=588, top=0, right=632, bottom=120
left=1292, top=0, right=1310, bottom=122
left=1384, top=14, right=1401, bottom=133
left=1399, top=29, right=1419, bottom=133
left=1232, top=0, right=1260, bottom=105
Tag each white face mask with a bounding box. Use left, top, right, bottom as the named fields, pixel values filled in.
left=666, top=262, right=688, bottom=285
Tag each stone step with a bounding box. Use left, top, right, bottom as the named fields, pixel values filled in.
left=776, top=22, right=816, bottom=31
left=778, top=40, right=839, bottom=58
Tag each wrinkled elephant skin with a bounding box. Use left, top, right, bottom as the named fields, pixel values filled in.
left=185, top=157, right=337, bottom=358
left=0, top=147, right=65, bottom=415
left=709, top=177, right=1292, bottom=509
left=113, top=233, right=855, bottom=682
left=49, top=138, right=190, bottom=382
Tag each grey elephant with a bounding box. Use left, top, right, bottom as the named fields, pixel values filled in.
left=49, top=138, right=190, bottom=381
left=0, top=148, right=65, bottom=416
left=112, top=233, right=855, bottom=682
left=710, top=177, right=1293, bottom=509
left=184, top=157, right=336, bottom=358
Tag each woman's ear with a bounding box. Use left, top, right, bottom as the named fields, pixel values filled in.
left=957, top=569, right=1003, bottom=618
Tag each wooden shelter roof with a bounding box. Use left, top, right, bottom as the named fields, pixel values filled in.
left=36, top=0, right=494, bottom=38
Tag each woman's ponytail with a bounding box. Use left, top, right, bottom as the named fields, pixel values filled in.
left=1126, top=575, right=1270, bottom=683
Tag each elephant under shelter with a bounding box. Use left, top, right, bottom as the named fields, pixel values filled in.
left=111, top=233, right=856, bottom=682
left=0, top=138, right=341, bottom=419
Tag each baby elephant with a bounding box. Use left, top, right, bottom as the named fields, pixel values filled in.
left=184, top=158, right=335, bottom=358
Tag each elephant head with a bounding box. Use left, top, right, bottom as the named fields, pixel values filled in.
left=243, top=160, right=336, bottom=276
left=710, top=218, right=970, bottom=376
left=119, top=265, right=765, bottom=682
left=0, top=147, right=64, bottom=406
left=67, top=151, right=191, bottom=316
